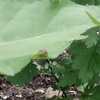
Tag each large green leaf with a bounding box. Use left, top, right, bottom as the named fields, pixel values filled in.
left=0, top=0, right=100, bottom=76
left=71, top=45, right=100, bottom=83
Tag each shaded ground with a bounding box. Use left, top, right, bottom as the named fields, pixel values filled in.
left=0, top=74, right=81, bottom=100
left=0, top=74, right=57, bottom=100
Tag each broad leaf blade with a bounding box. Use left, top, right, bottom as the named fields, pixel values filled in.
left=0, top=0, right=100, bottom=75
left=0, top=56, right=30, bottom=76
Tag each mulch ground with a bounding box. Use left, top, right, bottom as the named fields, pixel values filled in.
left=0, top=74, right=82, bottom=100
left=0, top=74, right=57, bottom=100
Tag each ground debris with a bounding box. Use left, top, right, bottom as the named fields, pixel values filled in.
left=0, top=71, right=81, bottom=100
left=0, top=74, right=57, bottom=100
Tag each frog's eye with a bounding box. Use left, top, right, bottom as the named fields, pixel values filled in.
left=39, top=49, right=48, bottom=56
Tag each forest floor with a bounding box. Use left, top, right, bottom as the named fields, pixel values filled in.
left=0, top=74, right=81, bottom=100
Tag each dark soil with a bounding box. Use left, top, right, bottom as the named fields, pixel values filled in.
left=0, top=74, right=82, bottom=100
left=0, top=74, right=57, bottom=100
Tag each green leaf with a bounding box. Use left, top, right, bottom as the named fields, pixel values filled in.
left=82, top=26, right=100, bottom=47
left=90, top=86, right=100, bottom=100
left=88, top=73, right=100, bottom=86
left=36, top=59, right=47, bottom=66
left=59, top=58, right=73, bottom=73
left=86, top=12, right=100, bottom=26
left=81, top=85, right=100, bottom=100
left=96, top=40, right=100, bottom=55
left=79, top=63, right=94, bottom=83
left=72, top=45, right=100, bottom=83
left=0, top=0, right=100, bottom=75
left=71, top=0, right=100, bottom=5
left=69, top=40, right=86, bottom=55
left=0, top=65, right=14, bottom=76
left=60, top=58, right=72, bottom=65
left=8, top=61, right=38, bottom=86
left=81, top=85, right=94, bottom=99
left=30, top=52, right=54, bottom=59
left=52, top=64, right=67, bottom=76
left=0, top=56, right=30, bottom=76
left=58, top=71, right=78, bottom=87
